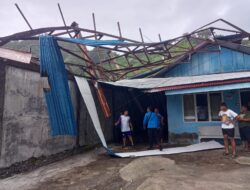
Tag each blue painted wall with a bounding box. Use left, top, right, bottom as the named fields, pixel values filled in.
left=167, top=90, right=240, bottom=138
left=166, top=46, right=250, bottom=77
left=167, top=95, right=220, bottom=135
left=165, top=45, right=250, bottom=143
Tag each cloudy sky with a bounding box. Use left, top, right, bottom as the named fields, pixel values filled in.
left=1, top=0, right=250, bottom=41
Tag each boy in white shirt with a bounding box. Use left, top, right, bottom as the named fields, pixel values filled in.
left=115, top=110, right=134, bottom=148
left=218, top=102, right=238, bottom=158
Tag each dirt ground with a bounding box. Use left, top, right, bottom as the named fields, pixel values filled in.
left=0, top=146, right=95, bottom=179
left=0, top=146, right=250, bottom=190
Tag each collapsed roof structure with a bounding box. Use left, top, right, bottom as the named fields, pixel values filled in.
left=1, top=4, right=250, bottom=82
left=1, top=3, right=249, bottom=121
left=1, top=3, right=250, bottom=161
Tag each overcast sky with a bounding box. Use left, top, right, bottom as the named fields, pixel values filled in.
left=1, top=0, right=250, bottom=42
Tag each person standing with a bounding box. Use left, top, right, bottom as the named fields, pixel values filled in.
left=143, top=107, right=161, bottom=150
left=155, top=108, right=165, bottom=145
left=237, top=105, right=250, bottom=151
left=218, top=102, right=238, bottom=158
left=115, top=110, right=134, bottom=148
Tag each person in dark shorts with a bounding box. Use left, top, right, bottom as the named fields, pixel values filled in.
left=115, top=110, right=134, bottom=148
left=143, top=107, right=162, bottom=150
left=218, top=102, right=238, bottom=158
left=155, top=108, right=165, bottom=145
left=237, top=105, right=250, bottom=151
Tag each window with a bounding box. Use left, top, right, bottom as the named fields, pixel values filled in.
left=183, top=94, right=196, bottom=122
left=210, top=93, right=222, bottom=121
left=196, top=94, right=209, bottom=121
left=183, top=92, right=222, bottom=122
left=240, top=91, right=250, bottom=109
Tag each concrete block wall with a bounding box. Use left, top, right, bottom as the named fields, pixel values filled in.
left=0, top=66, right=76, bottom=167
left=0, top=63, right=6, bottom=156
left=0, top=64, right=113, bottom=167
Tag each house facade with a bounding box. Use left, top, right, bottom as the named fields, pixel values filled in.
left=163, top=43, right=250, bottom=144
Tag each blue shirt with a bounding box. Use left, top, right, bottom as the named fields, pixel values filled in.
left=143, top=112, right=159, bottom=129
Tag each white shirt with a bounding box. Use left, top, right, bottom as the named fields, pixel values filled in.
left=120, top=115, right=131, bottom=132
left=218, top=109, right=238, bottom=129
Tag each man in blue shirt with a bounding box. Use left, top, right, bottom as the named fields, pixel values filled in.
left=143, top=107, right=162, bottom=150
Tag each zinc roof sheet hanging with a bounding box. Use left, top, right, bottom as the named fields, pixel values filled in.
left=40, top=36, right=77, bottom=136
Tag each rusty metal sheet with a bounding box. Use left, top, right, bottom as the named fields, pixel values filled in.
left=94, top=81, right=112, bottom=118
left=0, top=47, right=32, bottom=64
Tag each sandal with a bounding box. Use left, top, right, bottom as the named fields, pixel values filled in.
left=232, top=154, right=237, bottom=159
left=223, top=152, right=229, bottom=156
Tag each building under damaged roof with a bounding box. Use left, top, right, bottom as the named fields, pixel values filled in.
left=1, top=17, right=250, bottom=166
left=104, top=39, right=250, bottom=143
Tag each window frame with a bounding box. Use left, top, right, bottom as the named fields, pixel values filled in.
left=182, top=92, right=223, bottom=123
left=209, top=92, right=223, bottom=121
left=183, top=94, right=196, bottom=122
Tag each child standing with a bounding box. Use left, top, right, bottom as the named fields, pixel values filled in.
left=115, top=110, right=134, bottom=148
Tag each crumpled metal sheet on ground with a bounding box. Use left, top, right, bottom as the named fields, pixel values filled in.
left=113, top=141, right=224, bottom=158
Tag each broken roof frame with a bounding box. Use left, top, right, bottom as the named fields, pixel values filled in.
left=1, top=3, right=250, bottom=81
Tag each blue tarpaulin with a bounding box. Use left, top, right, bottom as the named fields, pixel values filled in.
left=40, top=36, right=77, bottom=136
left=55, top=37, right=126, bottom=46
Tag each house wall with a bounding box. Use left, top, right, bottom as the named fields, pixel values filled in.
left=166, top=46, right=250, bottom=77
left=164, top=45, right=250, bottom=144
left=0, top=65, right=113, bottom=168
left=0, top=66, right=76, bottom=167
left=0, top=63, right=6, bottom=156
left=167, top=90, right=241, bottom=144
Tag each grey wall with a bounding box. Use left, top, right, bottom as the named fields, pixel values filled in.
left=0, top=66, right=77, bottom=167
left=0, top=63, right=6, bottom=156
left=0, top=64, right=114, bottom=167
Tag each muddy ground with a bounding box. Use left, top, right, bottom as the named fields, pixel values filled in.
left=0, top=146, right=250, bottom=190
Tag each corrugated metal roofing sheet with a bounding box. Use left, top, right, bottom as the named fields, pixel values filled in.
left=0, top=47, right=32, bottom=64
left=101, top=71, right=250, bottom=91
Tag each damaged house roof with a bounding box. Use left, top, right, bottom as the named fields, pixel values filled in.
left=1, top=16, right=250, bottom=81
left=101, top=71, right=250, bottom=92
